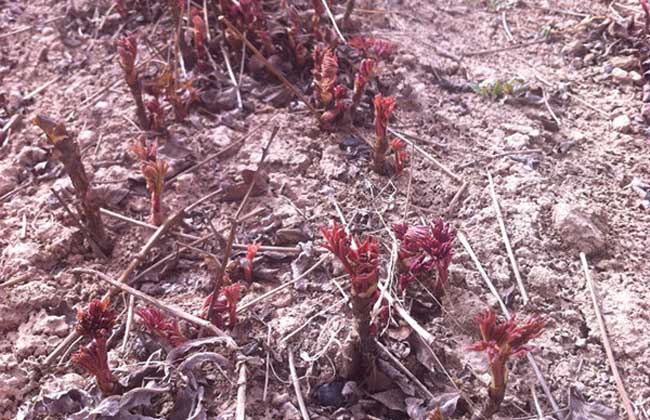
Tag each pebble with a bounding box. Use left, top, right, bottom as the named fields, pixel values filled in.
left=77, top=129, right=96, bottom=147
left=505, top=132, right=530, bottom=149
left=610, top=67, right=630, bottom=83
left=609, top=55, right=638, bottom=71
left=612, top=114, right=631, bottom=133
left=552, top=203, right=607, bottom=255
left=643, top=84, right=650, bottom=103
left=561, top=40, right=587, bottom=57
left=16, top=146, right=47, bottom=167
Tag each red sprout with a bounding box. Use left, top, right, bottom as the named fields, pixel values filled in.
left=202, top=282, right=241, bottom=329
left=244, top=242, right=261, bottom=282
left=320, top=84, right=349, bottom=129
left=352, top=59, right=375, bottom=112
left=192, top=9, right=207, bottom=70
left=145, top=97, right=165, bottom=132
left=349, top=35, right=398, bottom=60
left=313, top=47, right=338, bottom=107
left=136, top=306, right=186, bottom=347
left=469, top=309, right=546, bottom=417
left=391, top=138, right=408, bottom=174
left=321, top=222, right=379, bottom=299
left=71, top=335, right=117, bottom=395
left=76, top=298, right=117, bottom=338
left=117, top=35, right=138, bottom=87
left=373, top=94, right=396, bottom=174
left=392, top=219, right=456, bottom=296
left=288, top=27, right=308, bottom=68
left=142, top=159, right=169, bottom=226
left=115, top=0, right=127, bottom=17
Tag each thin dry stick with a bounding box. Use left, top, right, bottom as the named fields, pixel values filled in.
left=220, top=43, right=244, bottom=110
left=73, top=268, right=224, bottom=336
left=486, top=172, right=529, bottom=304
left=99, top=208, right=299, bottom=254
left=342, top=0, right=356, bottom=28
left=204, top=126, right=280, bottom=325
left=288, top=349, right=311, bottom=420
left=263, top=324, right=272, bottom=402
left=0, top=16, right=64, bottom=40
left=321, top=0, right=347, bottom=43
left=462, top=39, right=546, bottom=57
left=43, top=210, right=183, bottom=366
left=121, top=295, right=135, bottom=352
left=376, top=340, right=435, bottom=400
left=457, top=231, right=561, bottom=415
left=501, top=12, right=514, bottom=41
left=387, top=128, right=463, bottom=184
left=531, top=387, right=545, bottom=420
left=22, top=75, right=62, bottom=102
left=0, top=273, right=31, bottom=289
left=219, top=16, right=319, bottom=119
left=541, top=87, right=561, bottom=127
left=235, top=362, right=247, bottom=420
left=237, top=256, right=328, bottom=314
left=580, top=253, right=637, bottom=420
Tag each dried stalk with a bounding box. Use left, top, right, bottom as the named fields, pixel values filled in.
left=486, top=171, right=529, bottom=304
left=580, top=253, right=637, bottom=420
left=33, top=116, right=112, bottom=254
left=288, top=349, right=311, bottom=420
left=235, top=362, right=247, bottom=420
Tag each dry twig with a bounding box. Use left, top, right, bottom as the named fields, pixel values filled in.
left=288, top=349, right=311, bottom=420
left=235, top=362, right=247, bottom=420
left=580, top=253, right=637, bottom=420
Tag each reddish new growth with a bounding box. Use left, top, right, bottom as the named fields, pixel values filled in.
left=287, top=26, right=308, bottom=69
left=349, top=36, right=398, bottom=60
left=392, top=219, right=455, bottom=296
left=351, top=59, right=375, bottom=114
left=321, top=222, right=380, bottom=299
left=390, top=138, right=408, bottom=174
left=244, top=243, right=261, bottom=282
left=71, top=335, right=117, bottom=395
left=469, top=309, right=546, bottom=418
left=76, top=298, right=117, bottom=339
left=321, top=222, right=383, bottom=376
left=192, top=9, right=207, bottom=70
left=312, top=46, right=339, bottom=107
left=145, top=97, right=165, bottom=132
left=115, top=0, right=127, bottom=17
left=117, top=35, right=149, bottom=130
left=320, top=85, right=348, bottom=128
left=136, top=306, right=186, bottom=348
left=373, top=94, right=396, bottom=174
left=130, top=140, right=168, bottom=225
left=202, top=282, right=241, bottom=329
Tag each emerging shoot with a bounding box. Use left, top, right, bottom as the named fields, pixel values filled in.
left=71, top=335, right=117, bottom=395
left=136, top=306, right=187, bottom=348
left=372, top=94, right=396, bottom=175
left=117, top=35, right=150, bottom=130
left=468, top=309, right=546, bottom=419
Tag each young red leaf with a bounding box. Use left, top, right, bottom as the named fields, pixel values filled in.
left=201, top=281, right=241, bottom=329
left=352, top=59, right=375, bottom=111
left=142, top=160, right=169, bottom=226
left=313, top=47, right=338, bottom=107
left=392, top=219, right=455, bottom=296
left=349, top=35, right=398, bottom=60
left=222, top=283, right=241, bottom=329
left=117, top=35, right=138, bottom=87
left=320, top=84, right=348, bottom=128
left=136, top=306, right=186, bottom=347
left=373, top=94, right=396, bottom=174
left=71, top=335, right=117, bottom=394
left=390, top=138, right=408, bottom=174
left=244, top=242, right=261, bottom=282
left=192, top=9, right=207, bottom=70
left=76, top=298, right=117, bottom=339
left=145, top=98, right=165, bottom=132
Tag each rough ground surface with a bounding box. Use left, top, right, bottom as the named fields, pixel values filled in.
left=1, top=0, right=649, bottom=419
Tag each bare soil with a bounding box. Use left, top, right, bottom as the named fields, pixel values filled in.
left=1, top=0, right=649, bottom=419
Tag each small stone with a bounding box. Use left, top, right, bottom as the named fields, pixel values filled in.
left=271, top=393, right=291, bottom=406
left=609, top=56, right=638, bottom=71
left=504, top=132, right=530, bottom=149
left=629, top=71, right=643, bottom=84
left=642, top=103, right=650, bottom=122
left=612, top=114, right=631, bottom=133
left=211, top=125, right=236, bottom=148
left=527, top=266, right=555, bottom=291
left=561, top=40, right=587, bottom=56
left=395, top=53, right=417, bottom=68
left=0, top=167, right=18, bottom=196
left=552, top=203, right=607, bottom=256
left=16, top=146, right=47, bottom=166
left=643, top=84, right=650, bottom=103
left=610, top=67, right=630, bottom=83
left=77, top=130, right=96, bottom=147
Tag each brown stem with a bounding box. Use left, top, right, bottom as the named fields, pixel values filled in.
left=373, top=134, right=388, bottom=175
left=128, top=80, right=150, bottom=131
left=150, top=191, right=164, bottom=226
left=33, top=116, right=112, bottom=254
left=342, top=0, right=355, bottom=29
left=351, top=295, right=376, bottom=378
